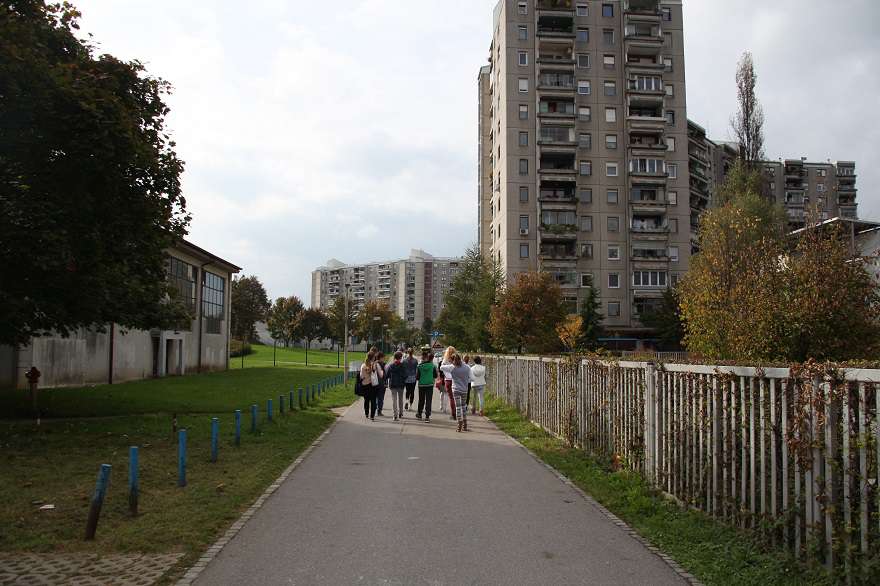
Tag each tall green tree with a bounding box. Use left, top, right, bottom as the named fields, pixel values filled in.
left=0, top=0, right=190, bottom=347
left=639, top=287, right=684, bottom=351
left=488, top=272, right=566, bottom=354
left=353, top=300, right=399, bottom=348
left=267, top=296, right=304, bottom=347
left=325, top=294, right=356, bottom=349
left=231, top=275, right=270, bottom=343
left=731, top=51, right=765, bottom=166
left=577, top=285, right=604, bottom=351
left=436, top=244, right=504, bottom=351
left=300, top=308, right=329, bottom=359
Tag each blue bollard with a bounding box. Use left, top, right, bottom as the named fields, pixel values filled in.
left=128, top=447, right=138, bottom=516
left=211, top=418, right=219, bottom=462
left=178, top=429, right=187, bottom=487
left=268, top=399, right=273, bottom=422
left=298, top=388, right=303, bottom=409
left=84, top=463, right=112, bottom=539
left=289, top=390, right=294, bottom=411
left=279, top=394, right=285, bottom=414
left=234, top=410, right=241, bottom=446
left=251, top=404, right=257, bottom=432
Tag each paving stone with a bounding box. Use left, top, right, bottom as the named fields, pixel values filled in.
left=0, top=573, right=18, bottom=586
left=12, top=574, right=68, bottom=585
left=82, top=555, right=142, bottom=575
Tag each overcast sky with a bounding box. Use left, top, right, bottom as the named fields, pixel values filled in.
left=76, top=0, right=879, bottom=302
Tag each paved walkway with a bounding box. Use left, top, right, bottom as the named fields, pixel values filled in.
left=0, top=553, right=182, bottom=585
left=194, top=395, right=685, bottom=585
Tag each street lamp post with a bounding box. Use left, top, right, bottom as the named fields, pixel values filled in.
left=343, top=283, right=350, bottom=384
left=372, top=316, right=381, bottom=351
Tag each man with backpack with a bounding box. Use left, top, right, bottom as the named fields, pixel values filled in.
left=384, top=351, right=408, bottom=421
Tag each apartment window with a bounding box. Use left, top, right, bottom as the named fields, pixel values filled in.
left=606, top=162, right=619, bottom=177
left=664, top=32, right=673, bottom=48
left=668, top=191, right=678, bottom=205
left=605, top=107, right=617, bottom=122
left=608, top=301, right=621, bottom=317
left=670, top=218, right=679, bottom=233
left=518, top=1, right=527, bottom=15
left=578, top=80, right=591, bottom=95
left=520, top=243, right=529, bottom=258
left=669, top=246, right=679, bottom=262
left=603, top=54, right=615, bottom=68
left=817, top=183, right=826, bottom=192
left=604, top=81, right=617, bottom=96
left=817, top=169, right=828, bottom=177
left=580, top=272, right=594, bottom=286
left=202, top=271, right=226, bottom=334
left=603, top=29, right=614, bottom=45
left=577, top=28, right=589, bottom=43
left=518, top=78, right=529, bottom=93
left=605, top=134, right=618, bottom=149
left=578, top=106, right=591, bottom=121
left=608, top=216, right=619, bottom=232
left=579, top=188, right=593, bottom=203
left=663, top=57, right=673, bottom=71
left=518, top=51, right=528, bottom=66
left=666, top=110, right=676, bottom=125
left=519, top=186, right=529, bottom=203
left=518, top=25, right=528, bottom=41
left=519, top=159, right=529, bottom=175
left=580, top=243, right=594, bottom=260
left=579, top=133, right=592, bottom=149
left=608, top=245, right=621, bottom=260
left=607, top=189, right=619, bottom=204
left=633, top=271, right=668, bottom=288
left=580, top=215, right=593, bottom=232
left=579, top=160, right=592, bottom=176
left=608, top=273, right=620, bottom=289
left=667, top=163, right=678, bottom=179
left=666, top=137, right=676, bottom=152
left=602, top=3, right=614, bottom=18
left=769, top=182, right=776, bottom=192
left=576, top=4, right=588, bottom=17
left=665, top=84, right=674, bottom=97
left=519, top=131, right=529, bottom=147
left=577, top=53, right=590, bottom=68
left=519, top=104, right=529, bottom=120
left=662, top=7, right=672, bottom=21
left=519, top=215, right=530, bottom=231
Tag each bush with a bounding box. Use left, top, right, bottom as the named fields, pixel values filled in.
left=229, top=340, right=254, bottom=358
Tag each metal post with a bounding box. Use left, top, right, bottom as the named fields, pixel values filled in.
left=128, top=447, right=138, bottom=516
left=279, top=394, right=285, bottom=414
left=250, top=404, right=257, bottom=432
left=298, top=388, right=303, bottom=409
left=343, top=285, right=350, bottom=384
left=178, top=430, right=187, bottom=487
left=644, top=362, right=657, bottom=483
left=84, top=464, right=112, bottom=540
left=268, top=399, right=273, bottom=422
left=273, top=339, right=277, bottom=367
left=210, top=418, right=219, bottom=462
left=234, top=410, right=241, bottom=446
left=290, top=389, right=294, bottom=411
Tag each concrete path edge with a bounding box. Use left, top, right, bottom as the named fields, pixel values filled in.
left=174, top=402, right=356, bottom=586
left=487, top=416, right=703, bottom=586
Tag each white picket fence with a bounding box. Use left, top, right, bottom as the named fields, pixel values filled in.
left=486, top=356, right=880, bottom=574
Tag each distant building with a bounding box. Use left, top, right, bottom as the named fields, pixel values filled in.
left=0, top=239, right=240, bottom=389
left=789, top=217, right=880, bottom=285
left=311, top=250, right=464, bottom=327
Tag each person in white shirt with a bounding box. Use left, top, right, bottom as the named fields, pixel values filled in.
left=470, top=356, right=487, bottom=416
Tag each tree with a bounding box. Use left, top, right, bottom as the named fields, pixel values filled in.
left=300, top=308, right=329, bottom=361
left=782, top=215, right=880, bottom=361
left=267, top=296, right=304, bottom=347
left=731, top=51, right=765, bottom=166
left=488, top=272, right=566, bottom=354
left=577, top=285, right=604, bottom=351
left=639, top=287, right=685, bottom=351
left=436, top=244, right=504, bottom=351
left=353, top=300, right=399, bottom=348
left=557, top=315, right=583, bottom=353
left=325, top=295, right=356, bottom=349
left=0, top=1, right=190, bottom=347
left=231, top=276, right=270, bottom=343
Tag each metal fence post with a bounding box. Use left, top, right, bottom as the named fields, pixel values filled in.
left=644, top=362, right=657, bottom=483
left=178, top=430, right=187, bottom=487
left=128, top=448, right=138, bottom=516
left=84, top=464, right=112, bottom=540
left=234, top=410, right=241, bottom=446
left=210, top=418, right=219, bottom=462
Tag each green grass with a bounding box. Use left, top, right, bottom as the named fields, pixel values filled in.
left=0, top=365, right=356, bottom=579
left=484, top=394, right=831, bottom=586
left=230, top=343, right=349, bottom=369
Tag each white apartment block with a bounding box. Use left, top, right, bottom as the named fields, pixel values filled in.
left=311, top=250, right=464, bottom=327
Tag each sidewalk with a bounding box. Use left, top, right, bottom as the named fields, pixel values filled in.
left=192, top=394, right=686, bottom=585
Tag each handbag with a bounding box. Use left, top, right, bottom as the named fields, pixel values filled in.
left=354, top=376, right=364, bottom=397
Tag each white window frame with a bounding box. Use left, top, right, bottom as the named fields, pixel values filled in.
left=518, top=78, right=529, bottom=93
left=577, top=53, right=591, bottom=69
left=667, top=163, right=678, bottom=179
left=606, top=162, right=619, bottom=177
left=518, top=51, right=528, bottom=66
left=667, top=137, right=676, bottom=152
left=579, top=160, right=593, bottom=176
left=603, top=54, right=616, bottom=68
left=576, top=4, right=588, bottom=17
left=580, top=272, right=594, bottom=287
left=608, top=273, right=620, bottom=289
left=665, top=84, right=674, bottom=97
left=606, top=134, right=618, bottom=149
left=669, top=246, right=679, bottom=262
left=518, top=1, right=528, bottom=15
left=668, top=191, right=678, bottom=205
left=577, top=80, right=591, bottom=95
left=605, top=107, right=617, bottom=123
left=608, top=245, right=621, bottom=260
left=518, top=25, right=528, bottom=41
left=578, top=106, right=591, bottom=121
left=520, top=243, right=529, bottom=258
left=607, top=189, right=619, bottom=204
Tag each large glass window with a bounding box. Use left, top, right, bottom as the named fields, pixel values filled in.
left=202, top=271, right=226, bottom=334
left=167, top=257, right=196, bottom=312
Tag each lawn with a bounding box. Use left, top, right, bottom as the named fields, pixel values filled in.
left=0, top=365, right=356, bottom=581
left=484, top=394, right=831, bottom=586
left=230, top=342, right=356, bottom=369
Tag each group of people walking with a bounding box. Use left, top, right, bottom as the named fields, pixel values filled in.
left=358, top=345, right=487, bottom=433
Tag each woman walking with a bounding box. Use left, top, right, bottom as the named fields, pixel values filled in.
left=360, top=351, right=381, bottom=421
left=403, top=348, right=419, bottom=411
left=384, top=351, right=407, bottom=421
left=470, top=356, right=487, bottom=416
left=441, top=346, right=457, bottom=420
left=440, top=354, right=472, bottom=432
left=375, top=351, right=387, bottom=417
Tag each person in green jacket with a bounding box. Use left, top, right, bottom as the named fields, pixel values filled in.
left=416, top=350, right=438, bottom=422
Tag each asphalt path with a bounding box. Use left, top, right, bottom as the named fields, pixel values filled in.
left=194, top=392, right=685, bottom=585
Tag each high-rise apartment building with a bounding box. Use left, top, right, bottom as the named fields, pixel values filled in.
left=311, top=250, right=463, bottom=327
left=480, top=0, right=691, bottom=339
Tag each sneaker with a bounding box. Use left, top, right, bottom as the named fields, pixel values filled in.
left=416, top=413, right=422, bottom=419
left=405, top=402, right=409, bottom=410
left=371, top=416, right=375, bottom=421
left=425, top=417, right=430, bottom=423
left=393, top=416, right=399, bottom=421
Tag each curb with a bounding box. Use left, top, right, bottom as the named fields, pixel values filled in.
left=174, top=401, right=356, bottom=586
left=486, top=415, right=703, bottom=586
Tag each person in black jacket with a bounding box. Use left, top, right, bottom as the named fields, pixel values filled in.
left=384, top=351, right=407, bottom=421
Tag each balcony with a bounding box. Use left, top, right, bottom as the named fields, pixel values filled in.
left=539, top=242, right=578, bottom=261
left=838, top=193, right=857, bottom=205
left=626, top=53, right=664, bottom=70
left=627, top=76, right=664, bottom=96
left=631, top=217, right=669, bottom=234
left=624, top=0, right=662, bottom=15
left=624, top=23, right=662, bottom=41
left=631, top=188, right=666, bottom=209
left=537, top=0, right=574, bottom=12
left=539, top=180, right=578, bottom=204
left=539, top=152, right=576, bottom=174
left=540, top=224, right=578, bottom=242
left=539, top=126, right=576, bottom=146
left=539, top=99, right=576, bottom=118
left=537, top=43, right=575, bottom=65
left=538, top=71, right=575, bottom=91
left=631, top=248, right=668, bottom=262
left=537, top=15, right=575, bottom=38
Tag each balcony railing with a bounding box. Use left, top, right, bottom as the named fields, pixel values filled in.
left=538, top=73, right=575, bottom=89
left=537, top=0, right=574, bottom=10
left=540, top=127, right=576, bottom=144
left=631, top=222, right=669, bottom=233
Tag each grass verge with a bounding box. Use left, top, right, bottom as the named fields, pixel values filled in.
left=484, top=393, right=830, bottom=586
left=229, top=342, right=349, bottom=369
left=0, top=366, right=356, bottom=582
